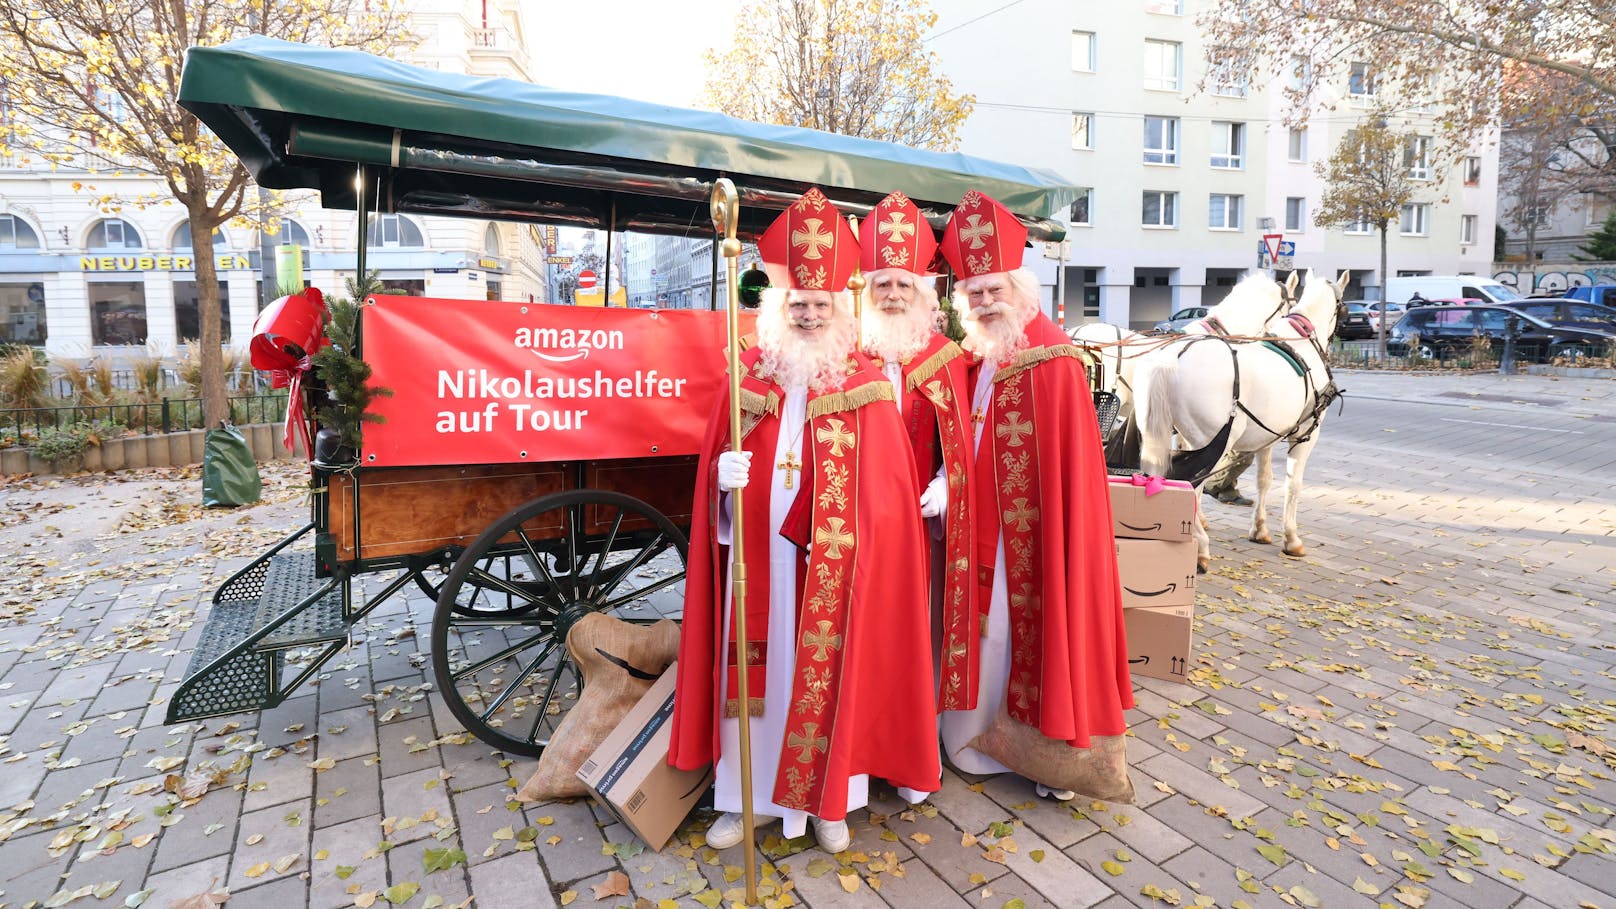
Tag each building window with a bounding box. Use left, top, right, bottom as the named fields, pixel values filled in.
left=1209, top=194, right=1243, bottom=230
left=1464, top=156, right=1481, bottom=186
left=1142, top=191, right=1178, bottom=228
left=1287, top=55, right=1311, bottom=91
left=485, top=224, right=501, bottom=255
left=87, top=218, right=143, bottom=249
left=1143, top=39, right=1182, bottom=91
left=0, top=282, right=47, bottom=345
left=1400, top=203, right=1431, bottom=236
left=1071, top=31, right=1096, bottom=72
left=1345, top=215, right=1372, bottom=235
left=89, top=281, right=148, bottom=345
left=1524, top=203, right=1551, bottom=226
left=1287, top=128, right=1307, bottom=163
left=1349, top=62, right=1376, bottom=101
left=1405, top=136, right=1432, bottom=180
left=1285, top=197, right=1307, bottom=232
left=1210, top=121, right=1245, bottom=169
left=1143, top=116, right=1179, bottom=165
left=0, top=214, right=42, bottom=249
left=1069, top=188, right=1093, bottom=226
left=173, top=280, right=232, bottom=343
left=1144, top=0, right=1182, bottom=13
left=1071, top=112, right=1094, bottom=150
left=1208, top=50, right=1247, bottom=97
left=172, top=222, right=226, bottom=250
left=366, top=214, right=425, bottom=248
left=1460, top=214, right=1477, bottom=245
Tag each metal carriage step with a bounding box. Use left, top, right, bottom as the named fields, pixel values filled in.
left=253, top=552, right=347, bottom=650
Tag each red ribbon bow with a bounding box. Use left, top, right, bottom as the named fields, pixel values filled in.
left=1130, top=473, right=1167, bottom=497
left=269, top=355, right=315, bottom=457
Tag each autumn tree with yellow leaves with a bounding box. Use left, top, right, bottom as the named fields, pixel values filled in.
left=701, top=0, right=974, bottom=151
left=0, top=0, right=412, bottom=429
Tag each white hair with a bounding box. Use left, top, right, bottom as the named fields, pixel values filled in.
left=862, top=268, right=942, bottom=362
left=954, top=268, right=1041, bottom=361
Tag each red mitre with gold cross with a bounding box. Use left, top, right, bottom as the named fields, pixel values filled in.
left=858, top=191, right=938, bottom=276
left=940, top=190, right=1028, bottom=278
left=757, top=188, right=860, bottom=292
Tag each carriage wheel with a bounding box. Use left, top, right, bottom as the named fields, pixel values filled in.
left=431, top=490, right=688, bottom=757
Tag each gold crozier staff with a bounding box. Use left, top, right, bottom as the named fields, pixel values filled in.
left=709, top=178, right=760, bottom=905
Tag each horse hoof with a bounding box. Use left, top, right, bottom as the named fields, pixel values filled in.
left=1282, top=545, right=1306, bottom=558
left=1196, top=558, right=1210, bottom=574
left=1250, top=533, right=1272, bottom=545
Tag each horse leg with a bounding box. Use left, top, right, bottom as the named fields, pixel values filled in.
left=1249, top=444, right=1274, bottom=544
left=1281, top=436, right=1318, bottom=558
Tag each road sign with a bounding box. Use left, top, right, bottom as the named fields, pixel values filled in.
left=1260, top=233, right=1283, bottom=269
left=1275, top=240, right=1295, bottom=270
left=577, top=269, right=598, bottom=290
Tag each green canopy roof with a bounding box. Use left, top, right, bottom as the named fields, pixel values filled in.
left=179, top=37, right=1077, bottom=240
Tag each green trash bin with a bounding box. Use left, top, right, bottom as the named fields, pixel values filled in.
left=203, top=422, right=263, bottom=507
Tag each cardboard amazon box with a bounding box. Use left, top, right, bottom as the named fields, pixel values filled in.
left=1108, top=476, right=1197, bottom=542
left=1114, top=538, right=1197, bottom=608
left=1125, top=604, right=1194, bottom=684
left=577, top=664, right=713, bottom=851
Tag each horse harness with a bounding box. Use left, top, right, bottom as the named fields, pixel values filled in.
left=1173, top=311, right=1343, bottom=445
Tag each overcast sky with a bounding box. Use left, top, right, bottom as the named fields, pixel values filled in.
left=526, top=1, right=743, bottom=108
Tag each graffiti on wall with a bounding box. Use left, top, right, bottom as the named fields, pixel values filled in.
left=1493, top=264, right=1616, bottom=293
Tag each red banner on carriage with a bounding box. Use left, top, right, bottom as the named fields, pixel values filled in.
left=361, top=298, right=742, bottom=467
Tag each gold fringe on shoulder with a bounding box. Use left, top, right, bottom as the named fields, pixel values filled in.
left=806, top=380, right=895, bottom=420
left=906, top=340, right=964, bottom=392
left=739, top=387, right=780, bottom=418
left=995, top=343, right=1090, bottom=383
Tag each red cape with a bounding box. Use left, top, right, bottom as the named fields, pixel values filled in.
left=970, top=313, right=1134, bottom=745
left=670, top=349, right=942, bottom=817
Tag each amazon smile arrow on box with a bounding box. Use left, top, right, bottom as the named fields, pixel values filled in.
left=1114, top=538, right=1197, bottom=608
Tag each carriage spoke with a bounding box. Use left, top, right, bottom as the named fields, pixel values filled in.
left=564, top=504, right=585, bottom=600
left=450, top=630, right=556, bottom=683
left=516, top=526, right=565, bottom=600
left=592, top=533, right=668, bottom=603
left=478, top=641, right=561, bottom=724
left=526, top=649, right=573, bottom=746
left=600, top=568, right=684, bottom=612
left=466, top=564, right=547, bottom=606
left=585, top=509, right=626, bottom=598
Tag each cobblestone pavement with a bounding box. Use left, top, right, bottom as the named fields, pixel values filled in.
left=1, top=371, right=1612, bottom=909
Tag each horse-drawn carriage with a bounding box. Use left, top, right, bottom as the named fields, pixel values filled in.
left=165, top=37, right=1082, bottom=757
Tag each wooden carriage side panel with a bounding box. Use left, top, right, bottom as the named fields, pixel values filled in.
left=582, top=456, right=698, bottom=534
left=330, top=463, right=571, bottom=562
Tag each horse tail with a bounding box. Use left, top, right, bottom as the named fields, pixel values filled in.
left=1134, top=354, right=1178, bottom=477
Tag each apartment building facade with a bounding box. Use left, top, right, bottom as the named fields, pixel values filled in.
left=930, top=0, right=1500, bottom=329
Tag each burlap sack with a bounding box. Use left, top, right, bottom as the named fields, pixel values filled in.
left=517, top=614, right=681, bottom=801
left=968, top=701, right=1136, bottom=804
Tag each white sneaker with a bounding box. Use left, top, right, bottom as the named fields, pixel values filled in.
left=705, top=812, right=745, bottom=849
left=1034, top=782, right=1076, bottom=801
left=812, top=817, right=851, bottom=853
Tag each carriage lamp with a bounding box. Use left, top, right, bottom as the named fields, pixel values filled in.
left=738, top=261, right=769, bottom=308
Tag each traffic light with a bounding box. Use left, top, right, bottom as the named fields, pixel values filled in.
left=738, top=261, right=769, bottom=308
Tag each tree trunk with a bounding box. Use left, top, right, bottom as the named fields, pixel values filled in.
left=189, top=207, right=229, bottom=429
left=1377, top=224, right=1389, bottom=360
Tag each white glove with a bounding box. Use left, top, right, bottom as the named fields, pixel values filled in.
left=919, top=474, right=948, bottom=518
left=717, top=451, right=752, bottom=491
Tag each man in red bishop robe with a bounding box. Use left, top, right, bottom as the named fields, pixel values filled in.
left=857, top=192, right=978, bottom=800
left=935, top=190, right=1134, bottom=800
left=670, top=188, right=940, bottom=854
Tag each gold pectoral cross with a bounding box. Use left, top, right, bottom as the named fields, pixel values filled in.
left=971, top=409, right=987, bottom=427
left=777, top=451, right=801, bottom=489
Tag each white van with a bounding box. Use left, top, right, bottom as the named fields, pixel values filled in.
left=1384, top=275, right=1524, bottom=306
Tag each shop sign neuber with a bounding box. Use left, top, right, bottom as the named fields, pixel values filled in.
left=361, top=298, right=741, bottom=467
left=80, top=254, right=252, bottom=272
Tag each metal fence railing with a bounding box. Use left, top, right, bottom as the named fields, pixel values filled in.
left=1, top=393, right=289, bottom=438
left=47, top=368, right=272, bottom=400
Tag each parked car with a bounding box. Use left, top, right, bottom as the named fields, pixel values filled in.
left=1386, top=275, right=1524, bottom=306
left=1153, top=306, right=1208, bottom=332
left=1386, top=304, right=1616, bottom=361
left=1501, top=299, right=1616, bottom=333
left=1337, top=303, right=1375, bottom=340
left=1564, top=284, right=1616, bottom=308
left=1360, top=300, right=1407, bottom=329
left=1406, top=296, right=1482, bottom=308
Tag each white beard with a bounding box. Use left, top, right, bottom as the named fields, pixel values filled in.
left=960, top=302, right=1032, bottom=363
left=758, top=307, right=854, bottom=392
left=863, top=302, right=935, bottom=363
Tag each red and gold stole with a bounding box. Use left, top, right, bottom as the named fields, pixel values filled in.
left=775, top=368, right=892, bottom=812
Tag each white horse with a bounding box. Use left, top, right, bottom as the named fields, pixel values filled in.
left=1132, top=269, right=1347, bottom=570
left=1071, top=272, right=1296, bottom=433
